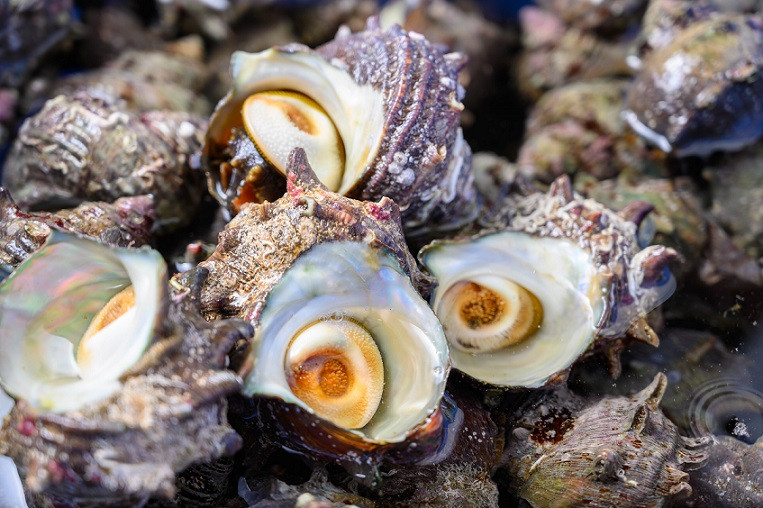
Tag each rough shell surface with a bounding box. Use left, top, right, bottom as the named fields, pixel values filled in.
left=51, top=49, right=211, bottom=115
left=2, top=92, right=207, bottom=233
left=0, top=188, right=155, bottom=273
left=684, top=435, right=763, bottom=507
left=479, top=175, right=677, bottom=346
left=187, top=148, right=429, bottom=323
left=519, top=80, right=666, bottom=182
left=0, top=268, right=252, bottom=505
left=626, top=14, right=763, bottom=156
left=204, top=18, right=476, bottom=234
left=505, top=373, right=710, bottom=507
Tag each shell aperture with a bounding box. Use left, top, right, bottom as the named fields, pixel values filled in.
left=242, top=91, right=346, bottom=192
left=243, top=240, right=449, bottom=443
left=422, top=231, right=605, bottom=388
left=0, top=233, right=166, bottom=413
left=439, top=276, right=544, bottom=352
left=286, top=320, right=384, bottom=429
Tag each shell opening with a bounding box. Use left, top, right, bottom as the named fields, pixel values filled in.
left=439, top=276, right=544, bottom=353
left=243, top=241, right=449, bottom=443
left=0, top=234, right=166, bottom=413
left=422, top=232, right=606, bottom=388
left=242, top=91, right=346, bottom=192
left=214, top=49, right=386, bottom=195
left=285, top=320, right=384, bottom=429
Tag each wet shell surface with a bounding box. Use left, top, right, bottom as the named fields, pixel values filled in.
left=0, top=234, right=252, bottom=503
left=505, top=373, right=710, bottom=507
left=420, top=176, right=677, bottom=387
left=535, top=0, right=648, bottom=33
left=204, top=17, right=476, bottom=234
left=625, top=13, right=763, bottom=156
left=2, top=91, right=207, bottom=232
left=0, top=188, right=155, bottom=274
left=184, top=148, right=449, bottom=462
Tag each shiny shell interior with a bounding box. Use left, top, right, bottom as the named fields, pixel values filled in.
left=243, top=241, right=449, bottom=442
left=212, top=48, right=386, bottom=194
left=421, top=231, right=606, bottom=388
left=0, top=233, right=166, bottom=413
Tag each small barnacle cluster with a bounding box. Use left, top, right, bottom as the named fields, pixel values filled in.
left=0, top=1, right=762, bottom=507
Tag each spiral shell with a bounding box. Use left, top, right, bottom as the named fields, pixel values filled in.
left=0, top=235, right=252, bottom=504
left=184, top=148, right=449, bottom=462
left=0, top=188, right=154, bottom=274
left=2, top=92, right=207, bottom=233
left=421, top=176, right=677, bottom=387
left=204, top=17, right=476, bottom=234
left=505, top=373, right=710, bottom=507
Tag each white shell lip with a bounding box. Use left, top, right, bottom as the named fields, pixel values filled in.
left=421, top=231, right=607, bottom=388
left=209, top=48, right=386, bottom=194
left=0, top=232, right=167, bottom=414
left=243, top=241, right=450, bottom=444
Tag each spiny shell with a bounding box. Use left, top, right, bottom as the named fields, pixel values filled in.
left=204, top=17, right=476, bottom=235
left=2, top=92, right=206, bottom=233
left=480, top=175, right=677, bottom=345
left=188, top=148, right=429, bottom=323
left=0, top=260, right=252, bottom=505
left=625, top=14, right=763, bottom=156
left=0, top=188, right=154, bottom=273
left=505, top=373, right=710, bottom=507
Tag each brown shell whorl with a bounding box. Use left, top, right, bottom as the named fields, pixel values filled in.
left=0, top=268, right=252, bottom=503
left=190, top=148, right=431, bottom=323
left=0, top=188, right=155, bottom=273
left=504, top=373, right=711, bottom=507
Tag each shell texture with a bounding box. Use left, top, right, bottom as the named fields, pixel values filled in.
left=0, top=244, right=252, bottom=504
left=518, top=79, right=666, bottom=182
left=625, top=13, right=763, bottom=156
left=684, top=435, right=763, bottom=507
left=51, top=49, right=211, bottom=115
left=479, top=176, right=677, bottom=341
left=2, top=92, right=207, bottom=232
left=505, top=373, right=710, bottom=507
left=204, top=17, right=476, bottom=234
left=422, top=176, right=676, bottom=387
left=184, top=148, right=448, bottom=463
left=0, top=188, right=155, bottom=273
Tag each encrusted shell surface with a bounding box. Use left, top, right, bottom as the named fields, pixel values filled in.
left=0, top=188, right=155, bottom=274
left=535, top=0, right=648, bottom=33
left=183, top=149, right=449, bottom=464
left=0, top=237, right=252, bottom=504
left=625, top=14, right=763, bottom=156
left=2, top=92, right=207, bottom=233
left=422, top=176, right=676, bottom=387
left=504, top=373, right=710, bottom=507
left=204, top=17, right=476, bottom=234
left=518, top=79, right=666, bottom=182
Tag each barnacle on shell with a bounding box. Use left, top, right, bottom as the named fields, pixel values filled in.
left=421, top=176, right=677, bottom=387
left=204, top=17, right=476, bottom=235
left=0, top=234, right=251, bottom=503
left=505, top=373, right=711, bottom=507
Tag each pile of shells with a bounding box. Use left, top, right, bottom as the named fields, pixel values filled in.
left=1, top=1, right=762, bottom=507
